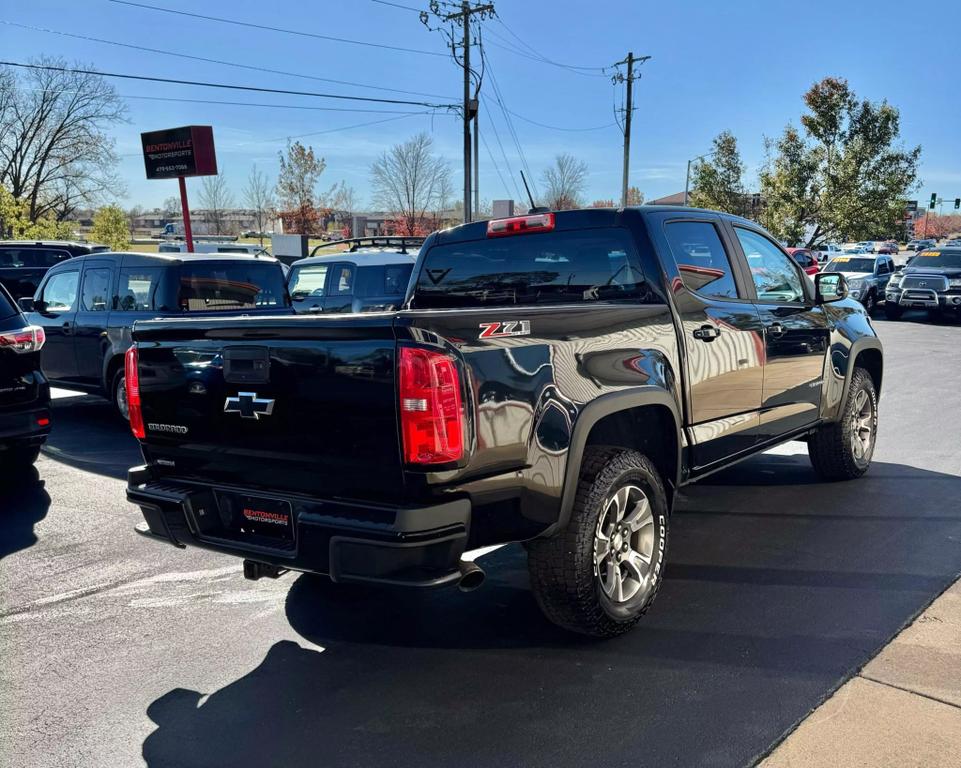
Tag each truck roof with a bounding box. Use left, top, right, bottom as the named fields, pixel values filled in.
left=56, top=251, right=283, bottom=267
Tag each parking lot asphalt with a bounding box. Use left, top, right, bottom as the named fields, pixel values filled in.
left=2, top=313, right=960, bottom=768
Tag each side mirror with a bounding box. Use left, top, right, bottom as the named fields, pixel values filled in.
left=815, top=272, right=848, bottom=304
left=17, top=297, right=35, bottom=312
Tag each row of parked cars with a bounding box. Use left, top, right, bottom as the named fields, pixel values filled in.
left=0, top=237, right=422, bottom=435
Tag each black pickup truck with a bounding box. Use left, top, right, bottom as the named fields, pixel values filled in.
left=126, top=207, right=882, bottom=637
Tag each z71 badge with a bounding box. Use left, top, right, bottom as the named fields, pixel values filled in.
left=478, top=320, right=531, bottom=339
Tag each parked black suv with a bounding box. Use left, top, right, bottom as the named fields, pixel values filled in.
left=288, top=236, right=422, bottom=314
left=0, top=283, right=50, bottom=473
left=19, top=252, right=291, bottom=418
left=126, top=207, right=882, bottom=636
left=884, top=247, right=961, bottom=319
left=0, top=241, right=108, bottom=300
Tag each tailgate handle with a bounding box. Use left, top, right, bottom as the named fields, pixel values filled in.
left=223, top=347, right=270, bottom=384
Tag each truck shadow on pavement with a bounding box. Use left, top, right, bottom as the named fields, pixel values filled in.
left=141, top=454, right=961, bottom=768
left=0, top=467, right=50, bottom=560
left=41, top=396, right=140, bottom=481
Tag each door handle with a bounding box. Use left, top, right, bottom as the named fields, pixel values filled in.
left=692, top=325, right=721, bottom=342
left=768, top=322, right=785, bottom=337
left=61, top=321, right=73, bottom=335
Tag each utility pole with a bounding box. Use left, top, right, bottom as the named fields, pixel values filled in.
left=613, top=52, right=650, bottom=208
left=473, top=110, right=480, bottom=220
left=430, top=1, right=494, bottom=224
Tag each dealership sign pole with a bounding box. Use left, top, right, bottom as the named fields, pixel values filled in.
left=140, top=126, right=218, bottom=252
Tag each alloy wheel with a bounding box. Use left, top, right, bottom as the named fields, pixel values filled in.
left=850, top=388, right=874, bottom=463
left=593, top=485, right=656, bottom=604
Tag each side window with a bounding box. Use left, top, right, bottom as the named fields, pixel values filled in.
left=877, top=259, right=890, bottom=275
left=663, top=220, right=740, bottom=300
left=81, top=267, right=113, bottom=311
left=330, top=264, right=355, bottom=295
left=32, top=249, right=71, bottom=268
left=116, top=268, right=162, bottom=312
left=288, top=264, right=329, bottom=298
left=41, top=270, right=80, bottom=312
left=0, top=249, right=25, bottom=267
left=385, top=264, right=413, bottom=295
left=735, top=228, right=805, bottom=303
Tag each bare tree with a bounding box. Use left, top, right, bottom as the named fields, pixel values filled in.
left=162, top=196, right=181, bottom=221
left=244, top=165, right=275, bottom=245
left=541, top=154, right=589, bottom=210
left=0, top=57, right=127, bottom=222
left=370, top=133, right=451, bottom=236
left=325, top=180, right=358, bottom=217
left=199, top=173, right=234, bottom=235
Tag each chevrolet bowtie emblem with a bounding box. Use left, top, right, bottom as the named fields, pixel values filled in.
left=224, top=392, right=275, bottom=420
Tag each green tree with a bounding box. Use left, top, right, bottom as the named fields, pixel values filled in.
left=759, top=77, right=920, bottom=247
left=0, top=186, right=72, bottom=239
left=689, top=131, right=750, bottom=216
left=91, top=204, right=130, bottom=250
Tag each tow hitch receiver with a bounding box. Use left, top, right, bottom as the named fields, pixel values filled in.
left=243, top=560, right=289, bottom=581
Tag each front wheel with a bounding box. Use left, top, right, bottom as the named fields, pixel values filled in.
left=808, top=367, right=877, bottom=481
left=527, top=448, right=669, bottom=637
left=862, top=290, right=876, bottom=315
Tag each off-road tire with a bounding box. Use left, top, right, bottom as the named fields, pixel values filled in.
left=527, top=447, right=669, bottom=638
left=884, top=303, right=902, bottom=320
left=808, top=367, right=877, bottom=481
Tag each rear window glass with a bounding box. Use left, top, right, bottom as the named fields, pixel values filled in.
left=177, top=262, right=289, bottom=311
left=0, top=285, right=16, bottom=319
left=413, top=229, right=656, bottom=308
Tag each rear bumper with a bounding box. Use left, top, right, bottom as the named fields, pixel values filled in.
left=0, top=406, right=51, bottom=449
left=126, top=465, right=471, bottom=587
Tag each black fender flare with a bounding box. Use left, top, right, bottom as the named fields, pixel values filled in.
left=550, top=387, right=683, bottom=536
left=836, top=336, right=883, bottom=414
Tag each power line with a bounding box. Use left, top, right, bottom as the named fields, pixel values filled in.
left=479, top=129, right=511, bottom=199
left=261, top=111, right=431, bottom=144
left=14, top=87, right=439, bottom=114
left=369, top=0, right=422, bottom=11
left=494, top=18, right=609, bottom=71
left=2, top=20, right=455, bottom=100
left=482, top=49, right=537, bottom=199
left=485, top=105, right=525, bottom=202
left=503, top=107, right=615, bottom=132
left=108, top=0, right=448, bottom=57
left=484, top=23, right=609, bottom=78
left=0, top=61, right=457, bottom=110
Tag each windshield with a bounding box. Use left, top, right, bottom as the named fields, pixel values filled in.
left=910, top=250, right=961, bottom=269
left=825, top=257, right=874, bottom=273
left=176, top=262, right=290, bottom=311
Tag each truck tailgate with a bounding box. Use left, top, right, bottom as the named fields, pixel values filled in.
left=133, top=315, right=403, bottom=501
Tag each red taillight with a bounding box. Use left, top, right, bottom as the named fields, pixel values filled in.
left=37, top=417, right=50, bottom=427
left=125, top=346, right=145, bottom=439
left=399, top=347, right=464, bottom=465
left=487, top=213, right=555, bottom=238
left=0, top=325, right=45, bottom=353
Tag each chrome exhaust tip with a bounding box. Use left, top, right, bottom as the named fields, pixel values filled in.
left=457, top=560, right=486, bottom=592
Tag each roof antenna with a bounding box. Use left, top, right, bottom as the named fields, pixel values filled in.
left=520, top=170, right=550, bottom=214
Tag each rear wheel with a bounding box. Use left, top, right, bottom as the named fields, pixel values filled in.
left=527, top=448, right=669, bottom=637
left=112, top=370, right=129, bottom=421
left=808, top=367, right=877, bottom=481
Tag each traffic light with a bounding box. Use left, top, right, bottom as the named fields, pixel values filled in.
left=955, top=198, right=960, bottom=210
left=930, top=193, right=937, bottom=209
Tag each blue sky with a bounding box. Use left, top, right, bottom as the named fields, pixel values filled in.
left=3, top=0, right=960, bottom=211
